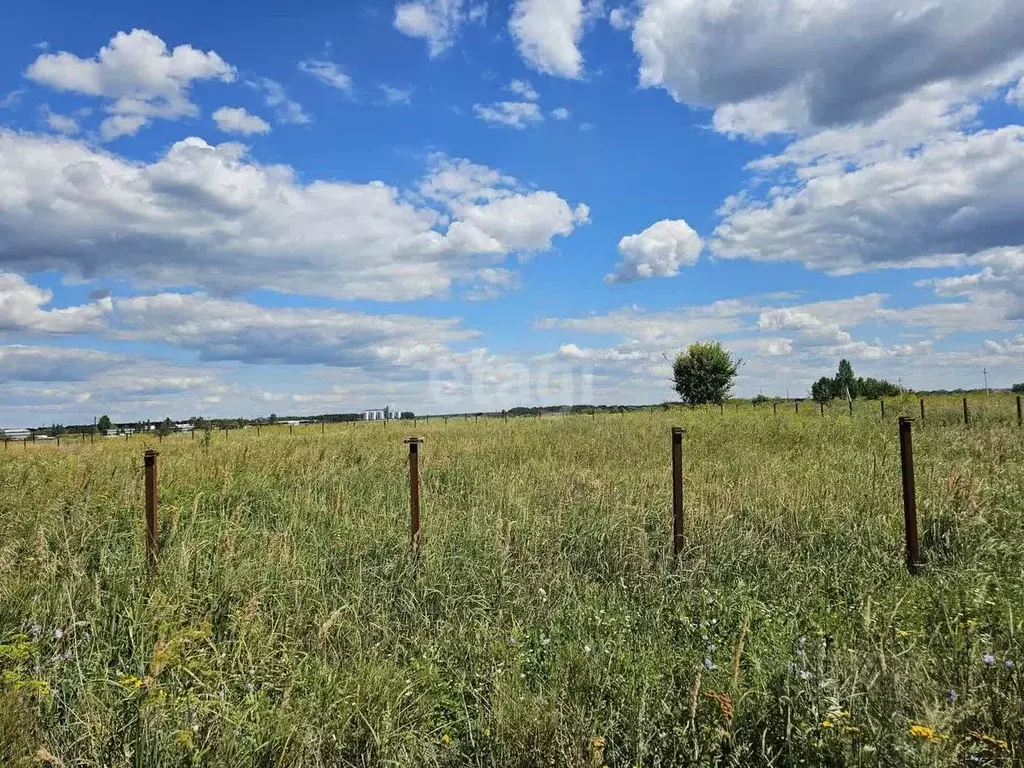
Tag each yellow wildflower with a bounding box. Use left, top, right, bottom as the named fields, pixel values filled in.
left=909, top=724, right=940, bottom=742
left=821, top=720, right=835, bottom=728
left=441, top=733, right=452, bottom=745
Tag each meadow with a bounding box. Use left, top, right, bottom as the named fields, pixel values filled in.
left=1, top=393, right=1022, bottom=767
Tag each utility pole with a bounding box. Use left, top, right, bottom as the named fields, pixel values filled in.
left=983, top=368, right=989, bottom=394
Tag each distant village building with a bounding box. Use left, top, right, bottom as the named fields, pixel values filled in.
left=175, top=423, right=194, bottom=433
left=363, top=407, right=397, bottom=421
left=1, top=427, right=32, bottom=441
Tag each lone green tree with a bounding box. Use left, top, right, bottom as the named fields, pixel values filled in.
left=157, top=417, right=174, bottom=437
left=835, top=359, right=856, bottom=399
left=672, top=342, right=741, bottom=405
left=97, top=415, right=112, bottom=432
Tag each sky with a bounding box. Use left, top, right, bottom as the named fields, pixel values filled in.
left=2, top=0, right=1024, bottom=425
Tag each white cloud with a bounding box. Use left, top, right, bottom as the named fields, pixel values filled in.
left=394, top=0, right=485, bottom=57
left=41, top=106, right=79, bottom=135
left=608, top=6, right=634, bottom=31
left=605, top=219, right=702, bottom=283
left=298, top=58, right=355, bottom=96
left=551, top=106, right=570, bottom=120
left=473, top=100, right=544, bottom=128
left=0, top=273, right=111, bottom=333
left=714, top=127, right=1024, bottom=274
left=212, top=106, right=271, bottom=135
left=632, top=0, right=1024, bottom=138
left=510, top=0, right=597, bottom=79
left=464, top=267, right=519, bottom=300
left=507, top=79, right=539, bottom=101
left=25, top=29, right=235, bottom=139
left=0, top=133, right=588, bottom=301
left=379, top=84, right=413, bottom=105
left=110, top=292, right=477, bottom=367
left=0, top=89, right=24, bottom=109
left=247, top=77, right=311, bottom=125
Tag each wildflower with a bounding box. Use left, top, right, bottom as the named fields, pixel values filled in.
left=945, top=689, right=958, bottom=703
left=540, top=636, right=550, bottom=647
left=507, top=636, right=517, bottom=646
left=703, top=657, right=715, bottom=670
left=584, top=644, right=593, bottom=654
left=798, top=670, right=812, bottom=681
left=707, top=643, right=717, bottom=653
left=821, top=720, right=835, bottom=728
left=52, top=629, right=63, bottom=641
left=1004, top=659, right=1015, bottom=670
left=441, top=733, right=452, bottom=745
left=982, top=653, right=995, bottom=666
left=245, top=682, right=254, bottom=693
left=28, top=623, right=41, bottom=638
left=119, top=676, right=147, bottom=690
left=909, top=724, right=940, bottom=742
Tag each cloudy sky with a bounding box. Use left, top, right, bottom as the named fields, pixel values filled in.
left=2, top=0, right=1024, bottom=424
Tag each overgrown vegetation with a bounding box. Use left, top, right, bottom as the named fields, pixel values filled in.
left=812, top=359, right=902, bottom=403
left=1, top=395, right=1022, bottom=766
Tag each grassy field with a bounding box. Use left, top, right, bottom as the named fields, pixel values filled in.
left=1, top=393, right=1022, bottom=766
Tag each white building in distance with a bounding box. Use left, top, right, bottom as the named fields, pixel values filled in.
left=363, top=407, right=397, bottom=421
left=1, top=427, right=31, bottom=441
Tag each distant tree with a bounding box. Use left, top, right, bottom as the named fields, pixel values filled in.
left=1013, top=383, right=1024, bottom=394
left=672, top=342, right=741, bottom=406
left=856, top=376, right=901, bottom=399
left=835, top=359, right=856, bottom=399
left=194, top=417, right=208, bottom=432
left=97, top=415, right=112, bottom=432
left=157, top=417, right=174, bottom=437
left=401, top=411, right=415, bottom=420
left=268, top=413, right=278, bottom=423
left=811, top=377, right=835, bottom=404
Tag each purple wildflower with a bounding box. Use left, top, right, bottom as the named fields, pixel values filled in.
left=1005, top=659, right=1015, bottom=670
left=982, top=653, right=996, bottom=666
left=945, top=689, right=958, bottom=703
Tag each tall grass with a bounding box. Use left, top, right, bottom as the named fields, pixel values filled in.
left=1, top=397, right=1021, bottom=766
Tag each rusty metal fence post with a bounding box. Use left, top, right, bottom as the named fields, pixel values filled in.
left=1017, top=395, right=1022, bottom=427
left=795, top=400, right=799, bottom=415
left=820, top=401, right=824, bottom=417
left=773, top=401, right=777, bottom=416
left=144, top=450, right=159, bottom=566
left=920, top=399, right=925, bottom=420
left=963, top=397, right=969, bottom=426
left=405, top=437, right=423, bottom=553
left=671, top=428, right=686, bottom=557
left=898, top=418, right=920, bottom=575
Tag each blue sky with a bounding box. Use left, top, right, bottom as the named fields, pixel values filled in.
left=2, top=0, right=1024, bottom=425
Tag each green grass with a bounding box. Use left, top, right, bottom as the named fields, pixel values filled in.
left=1, top=395, right=1022, bottom=766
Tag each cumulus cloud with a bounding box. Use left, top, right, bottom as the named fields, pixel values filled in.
left=551, top=106, right=570, bottom=120
left=605, top=219, right=702, bottom=283
left=510, top=0, right=600, bottom=79
left=110, top=292, right=477, bottom=367
left=212, top=106, right=271, bottom=135
left=714, top=127, right=1024, bottom=274
left=0, top=133, right=588, bottom=301
left=632, top=0, right=1024, bottom=138
left=0, top=273, right=111, bottom=333
left=25, top=29, right=235, bottom=139
left=608, top=6, right=634, bottom=31
left=507, top=79, right=539, bottom=101
left=394, top=0, right=487, bottom=57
